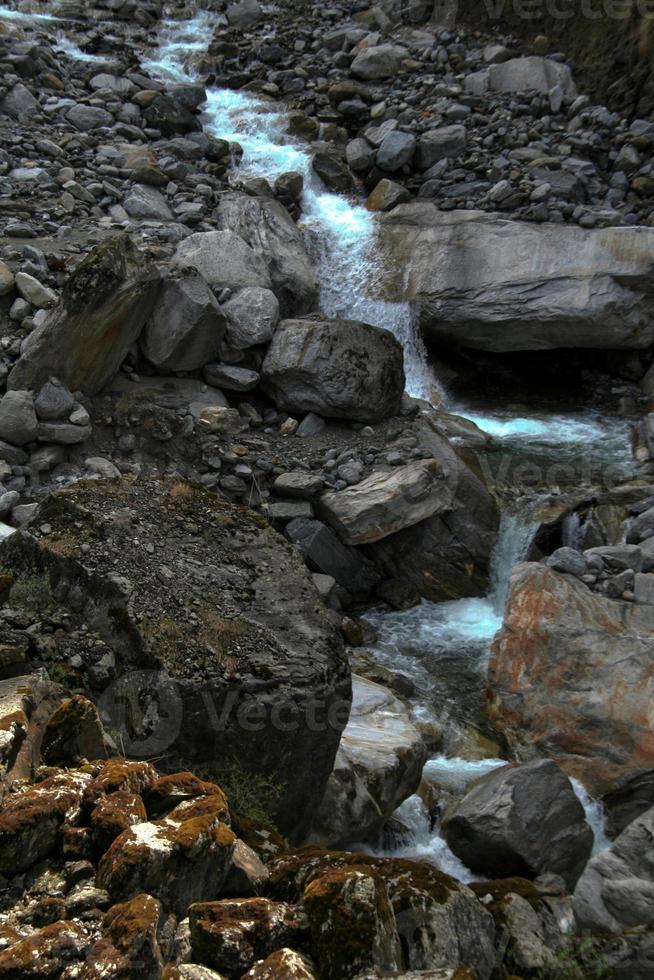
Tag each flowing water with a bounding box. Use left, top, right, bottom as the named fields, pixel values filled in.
left=143, top=11, right=436, bottom=400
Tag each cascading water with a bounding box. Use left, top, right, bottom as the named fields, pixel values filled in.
left=142, top=12, right=436, bottom=400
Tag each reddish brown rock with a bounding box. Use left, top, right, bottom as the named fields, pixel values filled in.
left=189, top=898, right=308, bottom=978
left=488, top=563, right=654, bottom=790
left=77, top=893, right=164, bottom=979
left=0, top=771, right=90, bottom=874
left=144, top=772, right=226, bottom=819
left=241, top=948, right=317, bottom=978
left=41, top=695, right=112, bottom=766
left=90, top=791, right=148, bottom=853
left=84, top=760, right=158, bottom=808
left=0, top=920, right=87, bottom=977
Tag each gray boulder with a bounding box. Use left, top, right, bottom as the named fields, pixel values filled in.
left=261, top=317, right=404, bottom=423
left=34, top=379, right=75, bottom=422
left=443, top=759, right=593, bottom=888
left=415, top=125, right=466, bottom=169
left=285, top=517, right=380, bottom=597
left=603, top=770, right=654, bottom=839
left=66, top=104, right=113, bottom=131
left=365, top=416, right=499, bottom=601
left=573, top=807, right=654, bottom=933
left=318, top=460, right=449, bottom=546
left=545, top=547, right=587, bottom=576
left=376, top=131, right=416, bottom=173
left=380, top=205, right=654, bottom=351
left=8, top=235, right=159, bottom=396
left=213, top=193, right=317, bottom=316
left=0, top=391, right=38, bottom=447
left=14, top=272, right=57, bottom=309
left=140, top=276, right=226, bottom=371
left=173, top=230, right=271, bottom=293
left=222, top=287, right=279, bottom=349
left=351, top=44, right=408, bottom=80
left=226, top=0, right=263, bottom=26
left=1, top=82, right=41, bottom=123
left=143, top=94, right=201, bottom=136
left=346, top=137, right=375, bottom=173
left=123, top=185, right=173, bottom=221
left=203, top=364, right=259, bottom=392
left=309, top=675, right=428, bottom=846
left=488, top=56, right=576, bottom=96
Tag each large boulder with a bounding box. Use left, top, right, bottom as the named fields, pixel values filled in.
left=350, top=44, right=408, bottom=80
left=487, top=56, right=576, bottom=95
left=603, top=769, right=654, bottom=838
left=488, top=563, right=654, bottom=788
left=443, top=759, right=593, bottom=888
left=0, top=477, right=350, bottom=843
left=261, top=317, right=404, bottom=423
left=213, top=193, right=317, bottom=317
left=364, top=416, right=499, bottom=600
left=379, top=205, right=654, bottom=351
left=0, top=391, right=38, bottom=446
left=285, top=518, right=380, bottom=598
left=140, top=275, right=226, bottom=371
left=267, top=849, right=495, bottom=978
left=190, top=898, right=307, bottom=976
left=317, top=460, right=450, bottom=545
left=573, top=806, right=654, bottom=933
left=222, top=287, right=280, bottom=349
left=173, top=231, right=271, bottom=293
left=309, top=676, right=429, bottom=847
left=8, top=235, right=159, bottom=396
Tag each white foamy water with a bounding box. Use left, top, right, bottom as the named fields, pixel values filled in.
left=423, top=754, right=507, bottom=793
left=363, top=794, right=480, bottom=883
left=143, top=13, right=435, bottom=399
left=458, top=407, right=634, bottom=467
left=54, top=35, right=106, bottom=62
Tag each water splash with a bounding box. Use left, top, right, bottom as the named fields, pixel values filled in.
left=54, top=35, right=107, bottom=62
left=358, top=794, right=479, bottom=883
left=143, top=15, right=436, bottom=400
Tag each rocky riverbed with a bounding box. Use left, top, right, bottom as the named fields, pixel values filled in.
left=0, top=0, right=653, bottom=977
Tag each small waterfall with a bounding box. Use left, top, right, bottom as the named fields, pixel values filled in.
left=562, top=511, right=583, bottom=550
left=489, top=511, right=540, bottom=615
left=571, top=778, right=611, bottom=855
left=143, top=13, right=437, bottom=401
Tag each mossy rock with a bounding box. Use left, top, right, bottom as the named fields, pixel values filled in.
left=90, top=790, right=147, bottom=853
left=189, top=897, right=309, bottom=978
left=41, top=694, right=111, bottom=766
left=0, top=920, right=87, bottom=977
left=303, top=866, right=401, bottom=979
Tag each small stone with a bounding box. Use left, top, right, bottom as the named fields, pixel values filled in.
left=14, top=272, right=57, bottom=309
left=35, top=379, right=75, bottom=421
left=280, top=417, right=299, bottom=436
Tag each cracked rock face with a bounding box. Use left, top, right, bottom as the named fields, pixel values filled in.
left=0, top=476, right=350, bottom=842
